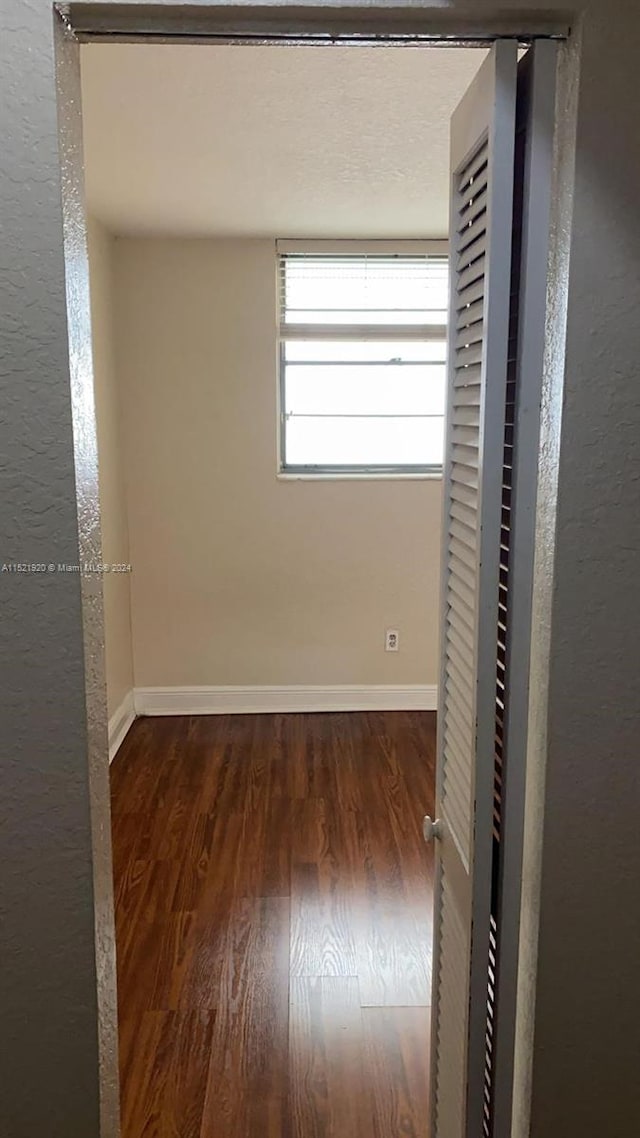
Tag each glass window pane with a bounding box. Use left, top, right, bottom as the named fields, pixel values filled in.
left=284, top=308, right=447, bottom=326
left=285, top=416, right=444, bottom=468
left=283, top=256, right=449, bottom=326
left=280, top=254, right=448, bottom=470
left=284, top=340, right=447, bottom=363
left=285, top=364, right=446, bottom=417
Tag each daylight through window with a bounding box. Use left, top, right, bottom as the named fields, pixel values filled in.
left=278, top=243, right=449, bottom=475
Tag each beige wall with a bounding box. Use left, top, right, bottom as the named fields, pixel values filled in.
left=88, top=217, right=134, bottom=717
left=114, top=237, right=442, bottom=688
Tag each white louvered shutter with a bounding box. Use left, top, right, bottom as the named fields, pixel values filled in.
left=430, top=41, right=518, bottom=1138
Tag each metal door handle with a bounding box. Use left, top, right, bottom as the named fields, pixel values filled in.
left=423, top=815, right=443, bottom=842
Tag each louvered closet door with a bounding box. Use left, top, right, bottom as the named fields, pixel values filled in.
left=429, top=41, right=518, bottom=1138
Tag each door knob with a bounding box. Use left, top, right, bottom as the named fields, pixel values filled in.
left=423, top=815, right=443, bottom=842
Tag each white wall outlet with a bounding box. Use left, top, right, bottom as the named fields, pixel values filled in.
left=385, top=628, right=400, bottom=652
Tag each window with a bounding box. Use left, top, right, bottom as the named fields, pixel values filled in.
left=278, top=241, right=449, bottom=476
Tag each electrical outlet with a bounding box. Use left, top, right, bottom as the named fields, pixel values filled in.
left=385, top=628, right=399, bottom=652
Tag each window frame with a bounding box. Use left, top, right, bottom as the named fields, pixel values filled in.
left=276, top=239, right=449, bottom=480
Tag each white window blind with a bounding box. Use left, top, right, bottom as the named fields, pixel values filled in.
left=278, top=245, right=449, bottom=474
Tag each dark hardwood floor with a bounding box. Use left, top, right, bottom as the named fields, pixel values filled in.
left=110, top=710, right=436, bottom=1137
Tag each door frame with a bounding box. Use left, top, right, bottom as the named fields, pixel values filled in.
left=49, top=5, right=577, bottom=1136
left=64, top=3, right=571, bottom=42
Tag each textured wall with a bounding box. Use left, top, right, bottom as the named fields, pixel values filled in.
left=0, top=7, right=117, bottom=1138
left=114, top=237, right=441, bottom=689
left=514, top=8, right=640, bottom=1136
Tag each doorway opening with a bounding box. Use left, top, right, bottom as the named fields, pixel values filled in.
left=80, top=38, right=485, bottom=1136
left=60, top=6, right=562, bottom=1128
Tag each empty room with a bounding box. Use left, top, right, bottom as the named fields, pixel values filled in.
left=6, top=5, right=640, bottom=1138
left=80, top=39, right=486, bottom=1136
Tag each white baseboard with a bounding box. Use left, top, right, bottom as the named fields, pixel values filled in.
left=134, top=684, right=438, bottom=716
left=108, top=690, right=136, bottom=762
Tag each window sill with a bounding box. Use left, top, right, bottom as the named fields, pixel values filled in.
left=277, top=471, right=443, bottom=482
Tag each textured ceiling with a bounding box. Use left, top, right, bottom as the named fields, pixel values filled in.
left=80, top=44, right=486, bottom=238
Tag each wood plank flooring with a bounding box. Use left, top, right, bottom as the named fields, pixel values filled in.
left=111, top=710, right=436, bottom=1138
